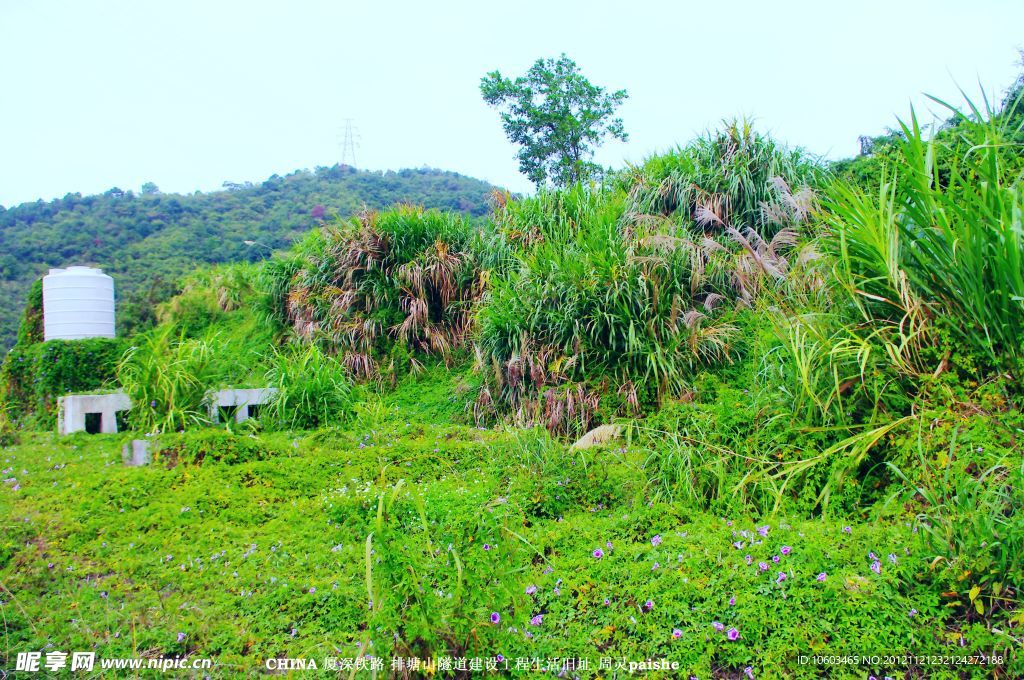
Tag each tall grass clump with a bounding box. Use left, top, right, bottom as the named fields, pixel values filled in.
left=263, top=343, right=354, bottom=430
left=759, top=90, right=1024, bottom=508
left=827, top=93, right=1024, bottom=384
left=272, top=206, right=485, bottom=380
left=157, top=262, right=261, bottom=332
left=476, top=126, right=821, bottom=434
left=116, top=325, right=216, bottom=433
left=624, top=119, right=820, bottom=238
left=888, top=423, right=1024, bottom=614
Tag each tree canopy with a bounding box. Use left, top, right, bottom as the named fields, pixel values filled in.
left=481, top=55, right=628, bottom=188
left=0, top=166, right=497, bottom=351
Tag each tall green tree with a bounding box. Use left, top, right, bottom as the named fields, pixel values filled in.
left=481, top=54, right=628, bottom=188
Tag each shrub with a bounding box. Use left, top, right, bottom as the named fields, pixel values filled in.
left=826, top=96, right=1024, bottom=384
left=888, top=420, right=1024, bottom=616
left=154, top=429, right=281, bottom=466
left=0, top=401, right=18, bottom=446
left=263, top=343, right=354, bottom=430
left=0, top=337, right=124, bottom=429
left=476, top=167, right=818, bottom=434
left=15, top=278, right=44, bottom=346
left=276, top=206, right=484, bottom=379
left=158, top=263, right=263, bottom=336
left=116, top=326, right=216, bottom=433
left=623, top=119, right=820, bottom=239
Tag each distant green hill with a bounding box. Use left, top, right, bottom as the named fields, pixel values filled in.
left=0, top=165, right=498, bottom=351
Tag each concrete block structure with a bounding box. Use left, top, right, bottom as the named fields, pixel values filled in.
left=207, top=388, right=277, bottom=423
left=121, top=439, right=153, bottom=466
left=57, top=391, right=132, bottom=435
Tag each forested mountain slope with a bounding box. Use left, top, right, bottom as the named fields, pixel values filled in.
left=0, top=165, right=497, bottom=350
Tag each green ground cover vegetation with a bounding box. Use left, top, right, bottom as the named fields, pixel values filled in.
left=1, top=76, right=1023, bottom=677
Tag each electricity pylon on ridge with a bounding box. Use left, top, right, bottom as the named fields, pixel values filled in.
left=339, top=118, right=360, bottom=168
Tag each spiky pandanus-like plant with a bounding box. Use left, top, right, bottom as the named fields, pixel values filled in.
left=476, top=153, right=819, bottom=435
left=624, top=119, right=820, bottom=239
left=280, top=206, right=485, bottom=379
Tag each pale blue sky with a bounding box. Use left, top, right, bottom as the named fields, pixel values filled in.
left=1, top=0, right=1022, bottom=206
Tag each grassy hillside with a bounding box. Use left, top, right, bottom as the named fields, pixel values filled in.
left=1, top=84, right=1023, bottom=677
left=0, top=165, right=498, bottom=351
left=2, top=407, right=1014, bottom=678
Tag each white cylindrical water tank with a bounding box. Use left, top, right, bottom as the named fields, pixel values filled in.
left=42, top=266, right=116, bottom=341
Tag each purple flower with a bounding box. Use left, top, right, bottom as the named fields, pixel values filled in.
left=712, top=621, right=724, bottom=631
left=870, top=561, right=882, bottom=575
left=816, top=572, right=827, bottom=582
left=526, top=584, right=537, bottom=595
left=869, top=552, right=877, bottom=560
left=483, top=543, right=492, bottom=551
left=651, top=535, right=662, bottom=547
left=745, top=555, right=752, bottom=565
left=744, top=667, right=754, bottom=679
left=593, top=548, right=604, bottom=559
left=776, top=572, right=787, bottom=584
left=888, top=553, right=898, bottom=564
left=758, top=561, right=769, bottom=572
left=308, top=587, right=316, bottom=594
left=772, top=555, right=780, bottom=564
left=757, top=525, right=770, bottom=537
left=490, top=612, right=500, bottom=624
left=672, top=628, right=682, bottom=639
left=780, top=546, right=791, bottom=555
left=603, top=598, right=610, bottom=606
left=496, top=654, right=504, bottom=663
left=652, top=562, right=660, bottom=570
left=644, top=599, right=654, bottom=611
left=726, top=627, right=740, bottom=641
left=530, top=615, right=543, bottom=626
left=150, top=400, right=157, bottom=408
left=606, top=541, right=613, bottom=550
left=733, top=541, right=744, bottom=550
left=842, top=526, right=852, bottom=534
left=177, top=632, right=186, bottom=643
left=729, top=596, right=736, bottom=606
left=909, top=608, right=918, bottom=617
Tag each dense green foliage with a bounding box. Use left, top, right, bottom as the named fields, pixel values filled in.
left=481, top=54, right=628, bottom=187
left=154, top=429, right=284, bottom=466
left=624, top=120, right=820, bottom=238
left=2, top=69, right=1023, bottom=677
left=14, top=279, right=44, bottom=347
left=0, top=408, right=1019, bottom=678
left=476, top=129, right=820, bottom=434
left=268, top=207, right=486, bottom=380
left=116, top=327, right=217, bottom=433
left=263, top=343, right=354, bottom=430
left=0, top=166, right=497, bottom=351
left=0, top=337, right=124, bottom=429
